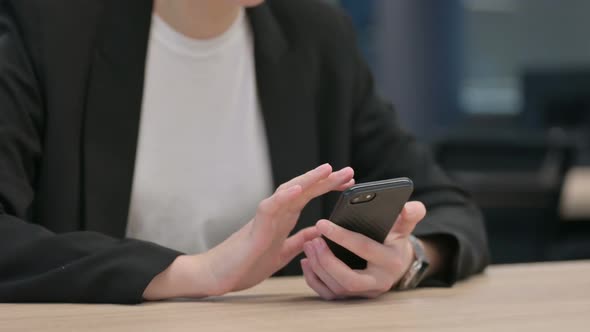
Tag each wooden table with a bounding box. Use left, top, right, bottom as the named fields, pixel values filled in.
left=1, top=261, right=589, bottom=332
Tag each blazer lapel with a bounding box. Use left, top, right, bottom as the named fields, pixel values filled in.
left=82, top=0, right=153, bottom=237
left=247, top=5, right=323, bottom=232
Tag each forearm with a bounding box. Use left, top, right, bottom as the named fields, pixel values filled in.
left=413, top=203, right=490, bottom=284
left=143, top=254, right=211, bottom=301
left=0, top=217, right=181, bottom=303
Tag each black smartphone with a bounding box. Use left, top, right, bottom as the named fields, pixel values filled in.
left=325, top=177, right=414, bottom=269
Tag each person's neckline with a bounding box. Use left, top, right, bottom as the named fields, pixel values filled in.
left=151, top=8, right=247, bottom=58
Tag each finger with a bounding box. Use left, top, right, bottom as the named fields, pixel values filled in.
left=390, top=201, right=427, bottom=236
left=277, top=163, right=332, bottom=193
left=280, top=227, right=320, bottom=264
left=316, top=219, right=392, bottom=266
left=293, top=167, right=354, bottom=210
left=301, top=259, right=338, bottom=300
left=303, top=242, right=346, bottom=295
left=311, top=238, right=377, bottom=294
left=303, top=167, right=354, bottom=198
left=335, top=178, right=355, bottom=192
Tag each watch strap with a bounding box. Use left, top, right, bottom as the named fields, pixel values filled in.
left=397, top=235, right=430, bottom=290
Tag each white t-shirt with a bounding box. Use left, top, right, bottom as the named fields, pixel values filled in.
left=126, top=10, right=274, bottom=254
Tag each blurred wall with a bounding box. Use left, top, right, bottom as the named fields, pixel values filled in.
left=461, top=0, right=590, bottom=115
left=373, top=0, right=463, bottom=138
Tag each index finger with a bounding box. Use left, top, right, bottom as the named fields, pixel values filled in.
left=316, top=219, right=391, bottom=267
left=276, top=163, right=333, bottom=192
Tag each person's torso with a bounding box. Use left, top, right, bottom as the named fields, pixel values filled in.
left=126, top=11, right=274, bottom=254
left=11, top=2, right=359, bottom=274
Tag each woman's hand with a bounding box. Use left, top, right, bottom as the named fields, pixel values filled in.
left=143, top=164, right=355, bottom=300
left=300, top=201, right=427, bottom=300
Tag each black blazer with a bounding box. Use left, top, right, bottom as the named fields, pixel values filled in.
left=0, top=0, right=489, bottom=303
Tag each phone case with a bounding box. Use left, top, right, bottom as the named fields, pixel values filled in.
left=325, top=178, right=414, bottom=269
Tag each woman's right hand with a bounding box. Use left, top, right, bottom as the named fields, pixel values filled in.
left=143, top=164, right=354, bottom=300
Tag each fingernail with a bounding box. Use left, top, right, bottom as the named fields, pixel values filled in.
left=313, top=238, right=325, bottom=251
left=316, top=163, right=331, bottom=171
left=303, top=242, right=314, bottom=257
left=317, top=220, right=333, bottom=235
left=341, top=166, right=354, bottom=175
left=300, top=259, right=308, bottom=268
left=404, top=203, right=416, bottom=218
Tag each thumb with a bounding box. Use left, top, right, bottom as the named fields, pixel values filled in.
left=279, top=226, right=320, bottom=265
left=390, top=201, right=427, bottom=236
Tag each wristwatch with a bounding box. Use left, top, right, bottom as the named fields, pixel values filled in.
left=397, top=235, right=430, bottom=290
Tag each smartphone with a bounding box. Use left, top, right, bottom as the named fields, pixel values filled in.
left=325, top=177, right=414, bottom=269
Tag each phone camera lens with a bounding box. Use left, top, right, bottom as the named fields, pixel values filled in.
left=350, top=193, right=377, bottom=204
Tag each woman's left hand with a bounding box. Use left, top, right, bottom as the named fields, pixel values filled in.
left=301, top=201, right=427, bottom=300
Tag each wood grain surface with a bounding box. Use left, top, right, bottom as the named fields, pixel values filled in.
left=1, top=261, right=589, bottom=332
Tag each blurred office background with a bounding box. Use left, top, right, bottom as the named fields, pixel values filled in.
left=328, top=0, right=590, bottom=264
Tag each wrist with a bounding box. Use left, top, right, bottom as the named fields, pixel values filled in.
left=419, top=238, right=438, bottom=278
left=419, top=235, right=453, bottom=280
left=143, top=254, right=211, bottom=300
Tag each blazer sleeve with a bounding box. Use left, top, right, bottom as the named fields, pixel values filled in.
left=0, top=1, right=181, bottom=304
left=342, top=16, right=490, bottom=285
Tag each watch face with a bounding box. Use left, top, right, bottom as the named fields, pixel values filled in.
left=410, top=263, right=429, bottom=289
left=413, top=260, right=423, bottom=271
left=403, top=261, right=422, bottom=289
